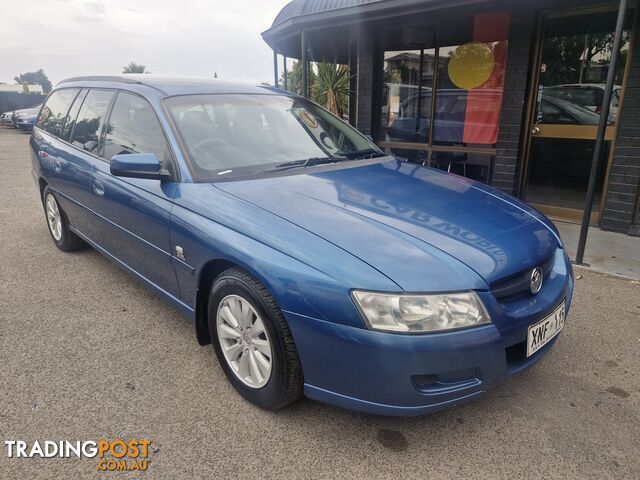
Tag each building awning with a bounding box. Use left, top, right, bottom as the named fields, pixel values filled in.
left=262, top=0, right=503, bottom=60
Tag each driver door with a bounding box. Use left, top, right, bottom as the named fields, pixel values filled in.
left=90, top=91, right=180, bottom=296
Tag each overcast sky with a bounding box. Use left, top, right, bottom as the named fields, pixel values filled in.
left=0, top=0, right=287, bottom=87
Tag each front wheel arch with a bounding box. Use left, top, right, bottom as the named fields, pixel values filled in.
left=195, top=259, right=238, bottom=346
left=195, top=258, right=280, bottom=347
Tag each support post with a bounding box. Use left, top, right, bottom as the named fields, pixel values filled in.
left=283, top=55, right=288, bottom=91
left=302, top=31, right=309, bottom=98
left=575, top=0, right=628, bottom=264
left=348, top=39, right=357, bottom=126
left=273, top=49, right=279, bottom=88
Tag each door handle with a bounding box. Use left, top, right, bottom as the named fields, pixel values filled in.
left=52, top=158, right=62, bottom=172
left=92, top=179, right=105, bottom=196
left=531, top=127, right=540, bottom=135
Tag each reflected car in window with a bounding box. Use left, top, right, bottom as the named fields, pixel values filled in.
left=543, top=84, right=621, bottom=123
left=532, top=95, right=604, bottom=182
left=30, top=76, right=573, bottom=416
left=385, top=88, right=504, bottom=144
left=537, top=94, right=603, bottom=125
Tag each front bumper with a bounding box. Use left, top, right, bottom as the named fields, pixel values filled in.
left=286, top=248, right=574, bottom=416
left=16, top=121, right=35, bottom=131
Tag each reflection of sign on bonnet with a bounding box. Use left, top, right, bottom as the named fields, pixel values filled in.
left=337, top=184, right=508, bottom=270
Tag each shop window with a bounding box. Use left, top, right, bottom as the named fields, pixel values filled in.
left=379, top=11, right=511, bottom=183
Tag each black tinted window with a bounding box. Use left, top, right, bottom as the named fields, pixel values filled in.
left=71, top=89, right=115, bottom=155
left=102, top=92, right=170, bottom=164
left=37, top=89, right=79, bottom=137
left=61, top=89, right=88, bottom=141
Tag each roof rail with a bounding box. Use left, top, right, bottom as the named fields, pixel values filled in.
left=58, top=75, right=143, bottom=85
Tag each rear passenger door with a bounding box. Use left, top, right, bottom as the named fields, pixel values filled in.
left=34, top=88, right=87, bottom=224
left=55, top=88, right=115, bottom=235
left=90, top=91, right=179, bottom=296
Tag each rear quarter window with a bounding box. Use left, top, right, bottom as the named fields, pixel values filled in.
left=37, top=89, right=79, bottom=137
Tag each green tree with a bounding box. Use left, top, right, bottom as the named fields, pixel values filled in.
left=123, top=62, right=148, bottom=74
left=542, top=32, right=631, bottom=86
left=22, top=82, right=30, bottom=94
left=280, top=61, right=351, bottom=117
left=315, top=63, right=350, bottom=116
left=281, top=60, right=316, bottom=96
left=14, top=69, right=52, bottom=93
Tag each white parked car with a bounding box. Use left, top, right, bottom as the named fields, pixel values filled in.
left=544, top=84, right=622, bottom=123
left=0, top=111, right=15, bottom=126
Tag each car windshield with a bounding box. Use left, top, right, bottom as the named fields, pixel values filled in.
left=165, top=94, right=382, bottom=181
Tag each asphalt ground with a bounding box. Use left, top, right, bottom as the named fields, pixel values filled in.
left=0, top=126, right=639, bottom=479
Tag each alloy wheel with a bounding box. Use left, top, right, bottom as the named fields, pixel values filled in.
left=45, top=193, right=62, bottom=241
left=216, top=294, right=273, bottom=388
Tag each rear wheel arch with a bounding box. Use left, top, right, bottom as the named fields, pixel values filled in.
left=38, top=177, right=48, bottom=201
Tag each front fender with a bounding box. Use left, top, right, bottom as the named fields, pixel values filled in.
left=170, top=183, right=399, bottom=329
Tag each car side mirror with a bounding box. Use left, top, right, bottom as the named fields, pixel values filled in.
left=110, top=153, right=170, bottom=180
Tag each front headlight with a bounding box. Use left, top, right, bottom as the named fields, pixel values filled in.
left=351, top=291, right=490, bottom=333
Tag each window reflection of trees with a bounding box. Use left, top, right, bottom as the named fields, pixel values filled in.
left=72, top=118, right=101, bottom=153
left=542, top=31, right=630, bottom=86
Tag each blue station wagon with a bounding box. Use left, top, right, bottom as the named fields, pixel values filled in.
left=31, top=75, right=573, bottom=415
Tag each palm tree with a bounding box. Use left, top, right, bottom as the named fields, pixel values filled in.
left=315, top=63, right=350, bottom=117
left=122, top=62, right=148, bottom=74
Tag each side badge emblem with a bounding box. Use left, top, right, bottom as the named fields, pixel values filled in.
left=175, top=246, right=186, bottom=262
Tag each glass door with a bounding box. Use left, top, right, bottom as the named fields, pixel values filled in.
left=524, top=7, right=634, bottom=222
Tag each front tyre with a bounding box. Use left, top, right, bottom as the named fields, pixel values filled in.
left=42, top=187, right=85, bottom=252
left=208, top=268, right=303, bottom=410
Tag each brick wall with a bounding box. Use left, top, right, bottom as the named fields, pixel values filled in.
left=491, top=8, right=536, bottom=196
left=601, top=15, right=640, bottom=235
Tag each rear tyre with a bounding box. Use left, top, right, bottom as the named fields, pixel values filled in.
left=42, top=186, right=85, bottom=252
left=208, top=267, right=303, bottom=410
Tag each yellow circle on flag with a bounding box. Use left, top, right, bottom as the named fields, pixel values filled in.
left=448, top=42, right=495, bottom=90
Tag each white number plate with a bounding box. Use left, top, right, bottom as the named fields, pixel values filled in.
left=527, top=301, right=565, bottom=357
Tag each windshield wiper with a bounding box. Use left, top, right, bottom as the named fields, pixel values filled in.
left=343, top=149, right=386, bottom=160
left=262, top=156, right=347, bottom=172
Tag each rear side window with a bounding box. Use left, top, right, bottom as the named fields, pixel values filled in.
left=37, top=89, right=79, bottom=137
left=61, top=89, right=88, bottom=141
left=101, top=92, right=171, bottom=164
left=70, top=89, right=115, bottom=155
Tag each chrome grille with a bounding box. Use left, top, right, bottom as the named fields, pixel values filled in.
left=490, top=255, right=555, bottom=301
